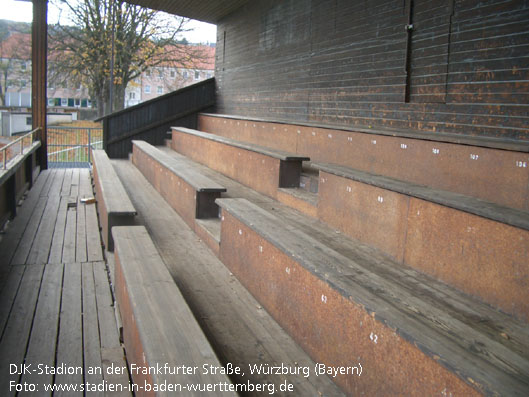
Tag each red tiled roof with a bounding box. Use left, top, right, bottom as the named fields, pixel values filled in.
left=1, top=32, right=215, bottom=70
left=0, top=32, right=31, bottom=60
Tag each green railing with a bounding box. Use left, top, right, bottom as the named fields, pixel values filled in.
left=47, top=126, right=103, bottom=167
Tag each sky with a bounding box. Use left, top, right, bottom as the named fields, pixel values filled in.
left=2, top=0, right=217, bottom=44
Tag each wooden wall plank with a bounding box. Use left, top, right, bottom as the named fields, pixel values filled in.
left=216, top=0, right=529, bottom=141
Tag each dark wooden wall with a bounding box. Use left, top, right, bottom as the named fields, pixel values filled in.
left=215, top=0, right=529, bottom=141
left=103, top=78, right=216, bottom=158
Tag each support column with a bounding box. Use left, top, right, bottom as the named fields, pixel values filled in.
left=32, top=0, right=48, bottom=170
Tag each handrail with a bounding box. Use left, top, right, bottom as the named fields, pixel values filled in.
left=0, top=128, right=40, bottom=169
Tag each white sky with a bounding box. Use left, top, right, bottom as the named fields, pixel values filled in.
left=2, top=0, right=217, bottom=44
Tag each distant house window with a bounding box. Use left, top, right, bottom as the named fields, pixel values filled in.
left=61, top=98, right=68, bottom=106
left=7, top=80, right=14, bottom=88
left=182, top=70, right=188, bottom=79
left=20, top=79, right=27, bottom=88
left=157, top=86, right=163, bottom=94
left=194, top=70, right=200, bottom=80
left=75, top=98, right=81, bottom=107
left=206, top=72, right=212, bottom=79
left=26, top=117, right=32, bottom=125
left=170, top=70, right=176, bottom=78
left=158, top=69, right=163, bottom=78
left=145, top=85, right=151, bottom=94
left=48, top=98, right=54, bottom=106
left=21, top=62, right=27, bottom=71
left=129, top=92, right=136, bottom=99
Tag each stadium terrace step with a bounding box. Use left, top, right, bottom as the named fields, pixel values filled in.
left=111, top=159, right=346, bottom=396
left=195, top=218, right=222, bottom=256
left=112, top=225, right=236, bottom=396
left=92, top=150, right=136, bottom=251
left=216, top=197, right=529, bottom=396
left=313, top=162, right=529, bottom=322
left=299, top=163, right=319, bottom=193
left=198, top=113, right=529, bottom=211
left=170, top=127, right=309, bottom=199
left=276, top=187, right=318, bottom=218
left=132, top=140, right=226, bottom=231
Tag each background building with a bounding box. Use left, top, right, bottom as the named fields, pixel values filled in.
left=0, top=21, right=215, bottom=135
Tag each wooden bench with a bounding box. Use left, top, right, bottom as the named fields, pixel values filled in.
left=313, top=161, right=529, bottom=322
left=216, top=197, right=529, bottom=396
left=132, top=140, right=226, bottom=229
left=92, top=150, right=136, bottom=251
left=112, top=225, right=236, bottom=395
left=171, top=127, right=309, bottom=199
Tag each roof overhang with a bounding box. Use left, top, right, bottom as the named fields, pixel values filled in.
left=124, top=0, right=249, bottom=23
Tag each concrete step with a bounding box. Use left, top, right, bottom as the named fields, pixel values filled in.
left=217, top=197, right=529, bottom=396
left=111, top=158, right=346, bottom=396
left=314, top=162, right=529, bottom=322
left=168, top=119, right=529, bottom=321
left=151, top=145, right=529, bottom=395
left=198, top=113, right=529, bottom=211
left=299, top=170, right=319, bottom=193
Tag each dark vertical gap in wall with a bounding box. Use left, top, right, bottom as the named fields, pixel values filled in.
left=404, top=0, right=414, bottom=103
left=334, top=0, right=338, bottom=33
left=222, top=30, right=227, bottom=69
left=443, top=0, right=455, bottom=104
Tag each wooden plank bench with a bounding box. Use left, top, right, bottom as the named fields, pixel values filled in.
left=112, top=225, right=236, bottom=396
left=171, top=127, right=309, bottom=199
left=92, top=150, right=137, bottom=251
left=216, top=197, right=529, bottom=396
left=313, top=161, right=529, bottom=322
left=132, top=140, right=227, bottom=229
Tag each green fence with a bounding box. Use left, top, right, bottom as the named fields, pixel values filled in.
left=47, top=126, right=103, bottom=168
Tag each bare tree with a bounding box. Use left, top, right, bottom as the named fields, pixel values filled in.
left=49, top=0, right=208, bottom=117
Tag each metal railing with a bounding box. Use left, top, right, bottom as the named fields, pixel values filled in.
left=47, top=126, right=103, bottom=167
left=0, top=128, right=40, bottom=169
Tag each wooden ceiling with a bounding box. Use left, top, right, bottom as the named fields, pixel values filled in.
left=124, top=0, right=249, bottom=23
